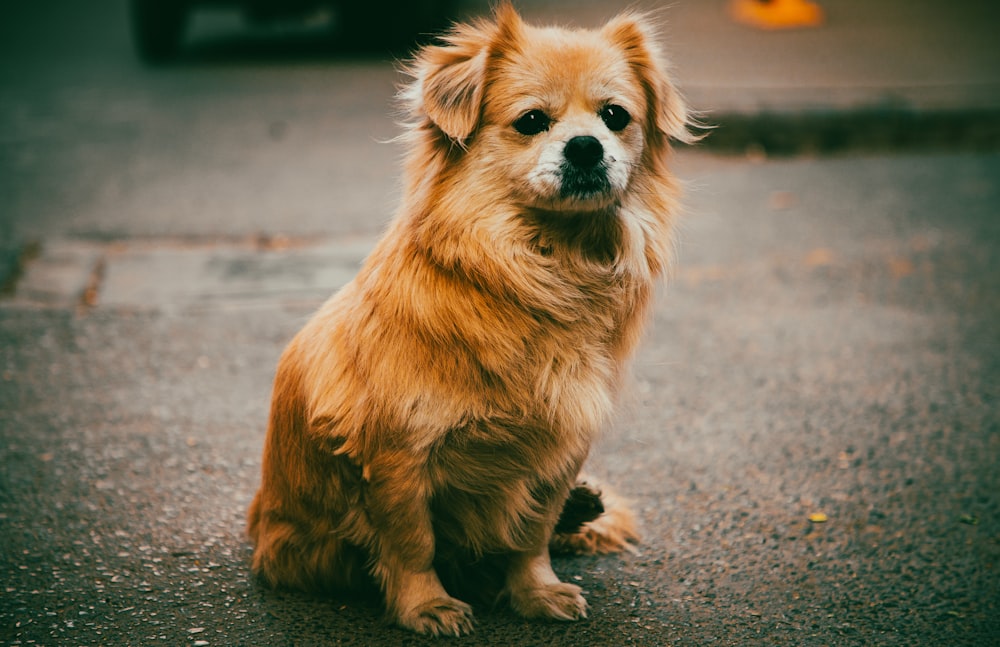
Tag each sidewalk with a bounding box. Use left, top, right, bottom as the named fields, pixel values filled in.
left=3, top=0, right=1000, bottom=288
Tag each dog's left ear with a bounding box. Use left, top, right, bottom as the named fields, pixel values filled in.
left=407, top=3, right=525, bottom=145
left=603, top=14, right=694, bottom=145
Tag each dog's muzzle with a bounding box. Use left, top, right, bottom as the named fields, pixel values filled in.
left=560, top=135, right=611, bottom=199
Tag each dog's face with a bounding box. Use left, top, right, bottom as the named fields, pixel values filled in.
left=406, top=4, right=690, bottom=214
left=483, top=29, right=647, bottom=212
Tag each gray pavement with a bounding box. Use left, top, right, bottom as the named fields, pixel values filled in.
left=2, top=1, right=999, bottom=645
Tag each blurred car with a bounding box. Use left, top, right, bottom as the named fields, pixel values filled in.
left=129, top=0, right=455, bottom=62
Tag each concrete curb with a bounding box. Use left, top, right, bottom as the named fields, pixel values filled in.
left=0, top=227, right=31, bottom=297
left=689, top=107, right=1000, bottom=155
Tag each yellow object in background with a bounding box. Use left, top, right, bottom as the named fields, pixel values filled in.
left=730, top=0, right=825, bottom=30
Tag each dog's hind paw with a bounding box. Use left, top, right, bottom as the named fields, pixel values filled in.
left=554, top=482, right=605, bottom=534
left=550, top=483, right=640, bottom=555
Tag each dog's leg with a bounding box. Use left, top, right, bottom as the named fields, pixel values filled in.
left=247, top=509, right=358, bottom=592
left=364, top=455, right=475, bottom=636
left=381, top=563, right=474, bottom=637
left=505, top=544, right=589, bottom=621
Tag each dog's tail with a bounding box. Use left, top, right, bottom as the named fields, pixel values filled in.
left=550, top=480, right=640, bottom=555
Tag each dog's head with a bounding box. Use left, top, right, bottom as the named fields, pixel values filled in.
left=403, top=3, right=691, bottom=214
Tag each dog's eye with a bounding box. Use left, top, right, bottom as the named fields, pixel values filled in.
left=513, top=110, right=552, bottom=136
left=600, top=105, right=631, bottom=132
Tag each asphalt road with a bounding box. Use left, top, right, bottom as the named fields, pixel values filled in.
left=2, top=1, right=999, bottom=646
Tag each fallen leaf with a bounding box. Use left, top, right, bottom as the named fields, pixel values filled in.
left=888, top=257, right=915, bottom=279
left=768, top=190, right=797, bottom=210
left=804, top=248, right=836, bottom=268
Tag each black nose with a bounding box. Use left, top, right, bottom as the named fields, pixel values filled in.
left=564, top=136, right=603, bottom=168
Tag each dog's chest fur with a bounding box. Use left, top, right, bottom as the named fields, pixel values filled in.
left=386, top=224, right=643, bottom=545
left=299, top=211, right=650, bottom=551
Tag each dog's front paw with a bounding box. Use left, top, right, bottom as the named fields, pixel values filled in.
left=510, top=582, right=589, bottom=621
left=397, top=596, right=475, bottom=637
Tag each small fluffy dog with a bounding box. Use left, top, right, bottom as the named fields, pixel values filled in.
left=247, top=3, right=691, bottom=636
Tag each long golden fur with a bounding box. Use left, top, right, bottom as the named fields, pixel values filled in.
left=247, top=3, right=690, bottom=636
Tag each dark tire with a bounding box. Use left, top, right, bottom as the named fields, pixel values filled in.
left=130, top=0, right=188, bottom=63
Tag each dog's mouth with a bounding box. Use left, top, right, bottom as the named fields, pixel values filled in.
left=560, top=164, right=612, bottom=200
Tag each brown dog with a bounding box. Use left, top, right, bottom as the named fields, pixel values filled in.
left=247, top=3, right=691, bottom=636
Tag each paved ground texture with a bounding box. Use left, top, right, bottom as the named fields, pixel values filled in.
left=2, top=1, right=999, bottom=646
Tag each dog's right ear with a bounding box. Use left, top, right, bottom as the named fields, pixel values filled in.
left=413, top=38, right=488, bottom=145
left=407, top=3, right=525, bottom=145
